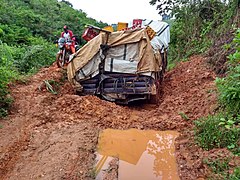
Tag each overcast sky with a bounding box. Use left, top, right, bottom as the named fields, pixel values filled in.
left=67, top=0, right=161, bottom=24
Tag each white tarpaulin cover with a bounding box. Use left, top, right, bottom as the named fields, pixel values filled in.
left=67, top=20, right=170, bottom=85
left=142, top=20, right=170, bottom=52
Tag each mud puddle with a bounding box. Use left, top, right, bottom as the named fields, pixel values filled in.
left=95, top=128, right=179, bottom=180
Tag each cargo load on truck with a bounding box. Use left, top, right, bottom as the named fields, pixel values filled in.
left=67, top=19, right=170, bottom=104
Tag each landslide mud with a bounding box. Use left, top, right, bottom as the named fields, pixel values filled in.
left=0, top=56, right=220, bottom=179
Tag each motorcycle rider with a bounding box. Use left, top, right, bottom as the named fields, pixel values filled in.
left=61, top=25, right=75, bottom=53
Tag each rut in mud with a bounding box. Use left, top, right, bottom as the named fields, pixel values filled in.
left=0, top=56, right=218, bottom=179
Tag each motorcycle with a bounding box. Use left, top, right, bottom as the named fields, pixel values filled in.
left=56, top=37, right=79, bottom=68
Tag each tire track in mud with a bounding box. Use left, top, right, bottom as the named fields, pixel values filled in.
left=0, top=128, right=30, bottom=178
left=0, top=56, right=218, bottom=179
left=0, top=66, right=67, bottom=179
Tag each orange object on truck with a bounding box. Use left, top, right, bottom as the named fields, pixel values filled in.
left=82, top=27, right=100, bottom=41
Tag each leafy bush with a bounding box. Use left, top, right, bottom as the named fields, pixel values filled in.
left=194, top=113, right=240, bottom=153
left=0, top=42, right=18, bottom=117
left=215, top=66, right=240, bottom=114
left=215, top=29, right=240, bottom=114
left=229, top=167, right=240, bottom=180
left=14, top=37, right=57, bottom=74
left=204, top=157, right=230, bottom=178
left=204, top=157, right=240, bottom=179
left=227, top=29, right=240, bottom=65
left=0, top=24, right=31, bottom=46
left=194, top=27, right=240, bottom=178
left=157, top=1, right=238, bottom=68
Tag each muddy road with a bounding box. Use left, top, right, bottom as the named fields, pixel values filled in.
left=0, top=56, right=218, bottom=179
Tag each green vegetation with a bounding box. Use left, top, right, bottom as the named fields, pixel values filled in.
left=196, top=31, right=240, bottom=180
left=230, top=167, right=240, bottom=180
left=178, top=111, right=190, bottom=121
left=203, top=157, right=238, bottom=179
left=195, top=29, right=240, bottom=153
left=215, top=29, right=240, bottom=114
left=151, top=0, right=240, bottom=178
left=0, top=0, right=107, bottom=117
left=0, top=41, right=17, bottom=117
left=216, top=66, right=240, bottom=114
left=0, top=0, right=240, bottom=177
left=204, top=157, right=230, bottom=177
left=194, top=29, right=240, bottom=178
left=38, top=80, right=60, bottom=95
left=195, top=113, right=240, bottom=153
left=203, top=157, right=240, bottom=179
left=151, top=0, right=239, bottom=65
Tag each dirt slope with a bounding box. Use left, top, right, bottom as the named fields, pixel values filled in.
left=0, top=56, right=218, bottom=179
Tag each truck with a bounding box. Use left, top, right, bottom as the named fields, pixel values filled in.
left=67, top=19, right=170, bottom=104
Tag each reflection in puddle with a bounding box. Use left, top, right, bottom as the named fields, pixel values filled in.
left=95, top=128, right=179, bottom=180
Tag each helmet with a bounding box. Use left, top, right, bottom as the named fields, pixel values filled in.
left=63, top=25, right=68, bottom=30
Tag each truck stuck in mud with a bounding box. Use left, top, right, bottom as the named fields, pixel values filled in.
left=67, top=20, right=170, bottom=104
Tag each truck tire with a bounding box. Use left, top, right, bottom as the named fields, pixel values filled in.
left=149, top=70, right=164, bottom=104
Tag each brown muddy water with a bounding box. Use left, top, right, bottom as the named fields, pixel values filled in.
left=95, top=128, right=180, bottom=180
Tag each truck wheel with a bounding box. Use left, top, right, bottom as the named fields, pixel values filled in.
left=149, top=71, right=164, bottom=104
left=149, top=95, right=158, bottom=104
